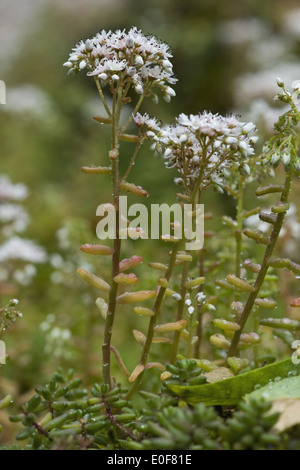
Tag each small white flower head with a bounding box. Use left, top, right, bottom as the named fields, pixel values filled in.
left=65, top=27, right=177, bottom=102
left=151, top=111, right=257, bottom=191
left=188, top=306, right=195, bottom=315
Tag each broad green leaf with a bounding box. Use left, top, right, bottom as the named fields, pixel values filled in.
left=245, top=374, right=300, bottom=401
left=166, top=358, right=300, bottom=406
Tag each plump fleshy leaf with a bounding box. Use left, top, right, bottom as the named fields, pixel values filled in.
left=166, top=358, right=300, bottom=405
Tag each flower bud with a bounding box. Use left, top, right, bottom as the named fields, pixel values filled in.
left=276, top=77, right=284, bottom=88
left=126, top=36, right=134, bottom=48
left=85, top=39, right=93, bottom=52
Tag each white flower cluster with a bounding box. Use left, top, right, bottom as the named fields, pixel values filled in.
left=0, top=176, right=27, bottom=201
left=148, top=111, right=257, bottom=191
left=0, top=176, right=29, bottom=236
left=0, top=237, right=47, bottom=264
left=64, top=27, right=176, bottom=101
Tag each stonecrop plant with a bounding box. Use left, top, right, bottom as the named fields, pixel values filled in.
left=4, top=27, right=300, bottom=450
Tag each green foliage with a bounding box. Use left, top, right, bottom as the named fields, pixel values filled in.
left=219, top=399, right=280, bottom=450
left=8, top=369, right=136, bottom=450
left=166, top=358, right=300, bottom=406
left=164, top=359, right=207, bottom=386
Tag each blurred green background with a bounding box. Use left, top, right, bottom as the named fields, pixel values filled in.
left=1, top=0, right=300, bottom=443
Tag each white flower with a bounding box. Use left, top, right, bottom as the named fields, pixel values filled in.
left=0, top=176, right=28, bottom=201
left=0, top=236, right=47, bottom=263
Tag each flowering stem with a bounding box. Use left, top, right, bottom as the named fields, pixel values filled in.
left=102, top=90, right=121, bottom=387
left=227, top=166, right=294, bottom=357
left=169, top=259, right=189, bottom=364
left=126, top=243, right=180, bottom=399
left=235, top=175, right=245, bottom=278
left=194, top=249, right=205, bottom=359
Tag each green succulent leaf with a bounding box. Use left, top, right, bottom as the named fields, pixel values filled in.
left=166, top=358, right=300, bottom=405
left=245, top=374, right=300, bottom=402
